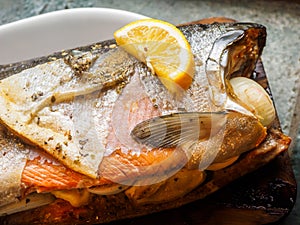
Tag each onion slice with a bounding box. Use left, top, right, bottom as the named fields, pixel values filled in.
left=230, top=77, right=276, bottom=127
left=0, top=193, right=55, bottom=216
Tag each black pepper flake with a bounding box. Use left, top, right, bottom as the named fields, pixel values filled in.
left=25, top=198, right=30, bottom=204
left=55, top=143, right=63, bottom=152
left=74, top=159, right=80, bottom=165
left=37, top=91, right=43, bottom=96
left=37, top=117, right=40, bottom=125
left=48, top=136, right=54, bottom=141
left=51, top=95, right=56, bottom=103
left=79, top=139, right=88, bottom=146
left=31, top=91, right=44, bottom=102
left=31, top=93, right=38, bottom=101
left=79, top=151, right=88, bottom=157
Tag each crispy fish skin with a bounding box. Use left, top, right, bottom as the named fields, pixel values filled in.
left=0, top=20, right=291, bottom=225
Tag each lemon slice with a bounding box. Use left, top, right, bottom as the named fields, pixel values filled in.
left=114, top=19, right=195, bottom=93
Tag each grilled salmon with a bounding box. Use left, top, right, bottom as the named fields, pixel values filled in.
left=0, top=20, right=291, bottom=225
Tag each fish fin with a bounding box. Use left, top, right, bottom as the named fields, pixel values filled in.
left=131, top=111, right=227, bottom=148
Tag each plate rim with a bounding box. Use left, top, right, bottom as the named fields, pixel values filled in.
left=0, top=7, right=148, bottom=30
left=0, top=7, right=148, bottom=64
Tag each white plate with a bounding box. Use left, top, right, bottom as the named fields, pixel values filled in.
left=0, top=8, right=148, bottom=64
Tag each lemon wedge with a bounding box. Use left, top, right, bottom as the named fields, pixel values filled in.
left=114, top=19, right=195, bottom=93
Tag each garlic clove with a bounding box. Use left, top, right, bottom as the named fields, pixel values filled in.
left=0, top=193, right=55, bottom=216
left=229, top=77, right=276, bottom=127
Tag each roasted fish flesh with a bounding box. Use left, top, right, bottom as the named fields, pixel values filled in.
left=0, top=20, right=291, bottom=225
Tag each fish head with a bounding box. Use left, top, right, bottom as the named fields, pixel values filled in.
left=129, top=22, right=268, bottom=175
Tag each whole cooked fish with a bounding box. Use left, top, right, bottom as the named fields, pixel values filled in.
left=0, top=21, right=291, bottom=225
